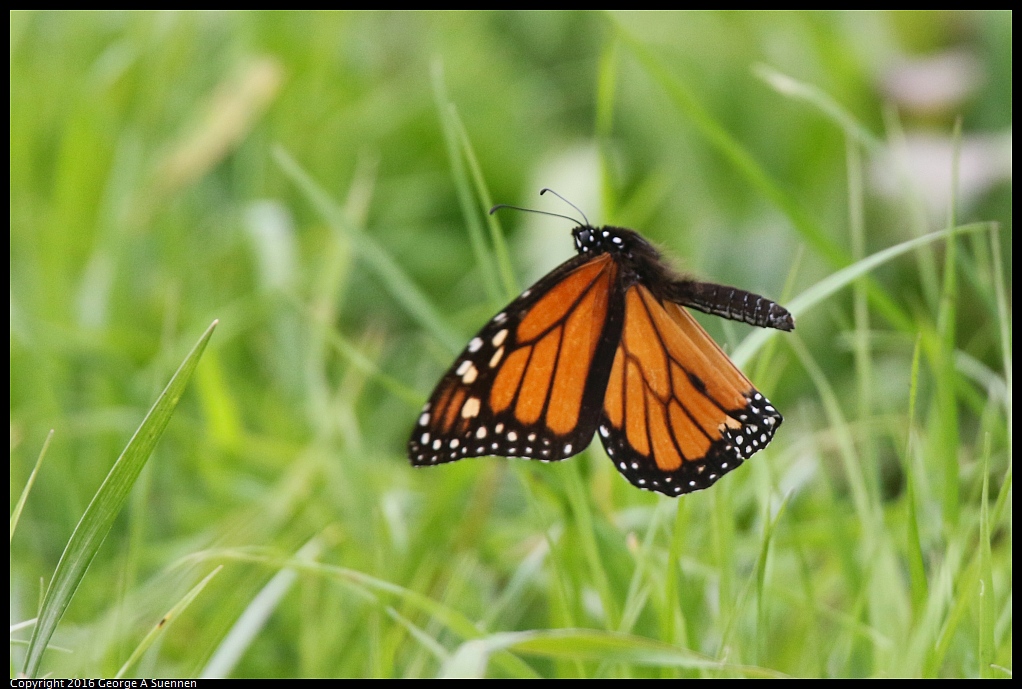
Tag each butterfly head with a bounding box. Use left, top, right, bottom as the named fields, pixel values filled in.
left=572, top=225, right=633, bottom=256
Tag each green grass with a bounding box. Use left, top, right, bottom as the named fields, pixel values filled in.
left=10, top=10, right=1011, bottom=678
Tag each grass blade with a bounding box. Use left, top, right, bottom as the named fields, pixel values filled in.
left=755, top=496, right=789, bottom=664
left=22, top=320, right=218, bottom=677
left=989, top=226, right=1011, bottom=455
left=752, top=64, right=882, bottom=150
left=904, top=334, right=928, bottom=615
left=186, top=547, right=540, bottom=679
left=595, top=37, right=620, bottom=219
left=115, top=566, right=223, bottom=678
left=443, top=628, right=788, bottom=678
left=613, top=24, right=920, bottom=333
left=730, top=223, right=991, bottom=368
left=431, top=61, right=502, bottom=305
left=977, top=434, right=994, bottom=678
left=613, top=24, right=835, bottom=265
left=273, top=146, right=462, bottom=353
left=448, top=104, right=519, bottom=301
left=933, top=118, right=964, bottom=527
left=10, top=429, right=54, bottom=543
left=201, top=539, right=323, bottom=678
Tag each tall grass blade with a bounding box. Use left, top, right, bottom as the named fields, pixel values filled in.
left=613, top=26, right=835, bottom=265
left=115, top=566, right=223, bottom=678
left=989, top=226, right=1011, bottom=455
left=443, top=628, right=787, bottom=678
left=447, top=105, right=519, bottom=301
left=934, top=118, right=963, bottom=527
left=22, top=320, right=218, bottom=677
left=273, top=146, right=461, bottom=352
left=731, top=223, right=991, bottom=368
left=977, top=435, right=994, bottom=678
left=752, top=65, right=882, bottom=150
left=904, top=334, right=928, bottom=615
left=201, top=539, right=323, bottom=678
left=187, top=548, right=540, bottom=678
left=431, top=61, right=502, bottom=304
left=10, top=429, right=54, bottom=543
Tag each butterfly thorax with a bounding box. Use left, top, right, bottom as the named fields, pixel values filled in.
left=572, top=225, right=678, bottom=296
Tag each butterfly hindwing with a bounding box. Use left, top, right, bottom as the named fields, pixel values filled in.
left=409, top=252, right=625, bottom=466
left=597, top=285, right=782, bottom=496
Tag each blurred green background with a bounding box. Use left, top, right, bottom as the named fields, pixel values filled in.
left=10, top=11, right=1011, bottom=678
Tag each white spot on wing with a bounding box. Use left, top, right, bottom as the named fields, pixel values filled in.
left=492, top=329, right=508, bottom=347
left=489, top=347, right=505, bottom=368
left=468, top=337, right=483, bottom=352
left=461, top=397, right=481, bottom=419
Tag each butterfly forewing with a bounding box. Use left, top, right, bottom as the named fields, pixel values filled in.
left=409, top=253, right=624, bottom=466
left=597, top=285, right=782, bottom=496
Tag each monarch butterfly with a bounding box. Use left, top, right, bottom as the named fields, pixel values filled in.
left=408, top=197, right=793, bottom=496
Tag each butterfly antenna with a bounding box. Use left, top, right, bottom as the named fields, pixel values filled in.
left=539, top=188, right=591, bottom=227
left=489, top=204, right=583, bottom=226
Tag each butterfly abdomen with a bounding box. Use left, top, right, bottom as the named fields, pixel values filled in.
left=670, top=281, right=795, bottom=331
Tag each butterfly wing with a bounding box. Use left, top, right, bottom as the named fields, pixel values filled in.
left=598, top=284, right=782, bottom=495
left=409, top=252, right=624, bottom=466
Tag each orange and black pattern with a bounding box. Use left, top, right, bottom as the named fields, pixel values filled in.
left=409, top=223, right=792, bottom=496
left=597, top=285, right=781, bottom=494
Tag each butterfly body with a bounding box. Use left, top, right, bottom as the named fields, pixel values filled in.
left=409, top=223, right=792, bottom=496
